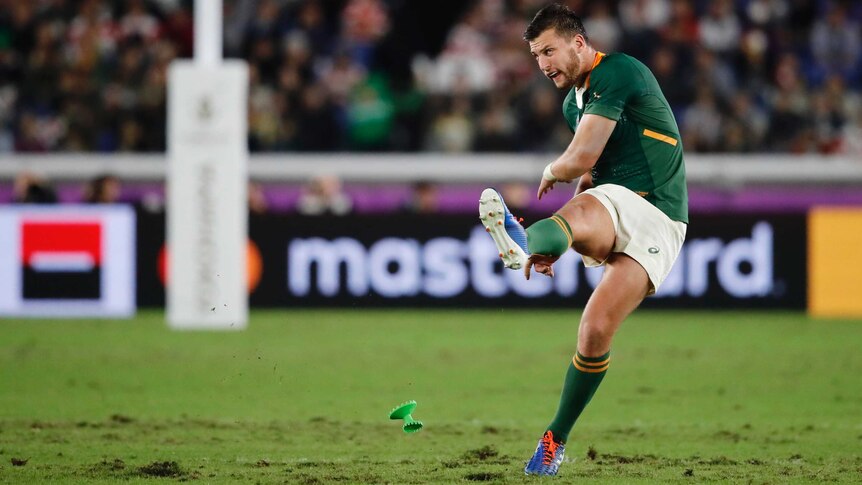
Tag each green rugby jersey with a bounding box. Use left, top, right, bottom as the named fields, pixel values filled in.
left=563, top=52, right=688, bottom=223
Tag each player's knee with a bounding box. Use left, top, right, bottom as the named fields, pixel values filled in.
left=578, top=317, right=614, bottom=350
left=559, top=203, right=591, bottom=244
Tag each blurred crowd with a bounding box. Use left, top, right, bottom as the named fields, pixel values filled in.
left=1, top=0, right=861, bottom=155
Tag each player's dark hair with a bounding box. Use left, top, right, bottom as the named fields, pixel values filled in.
left=523, top=4, right=589, bottom=43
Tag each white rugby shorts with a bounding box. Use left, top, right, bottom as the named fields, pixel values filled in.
left=577, top=183, right=687, bottom=295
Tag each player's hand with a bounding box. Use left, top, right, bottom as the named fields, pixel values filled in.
left=537, top=177, right=556, bottom=200
left=524, top=253, right=560, bottom=280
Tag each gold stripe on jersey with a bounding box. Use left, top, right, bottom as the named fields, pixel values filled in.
left=643, top=129, right=678, bottom=146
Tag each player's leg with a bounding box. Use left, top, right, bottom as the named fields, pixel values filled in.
left=547, top=252, right=649, bottom=437
left=523, top=193, right=615, bottom=278
left=479, top=189, right=615, bottom=273
left=525, top=253, right=649, bottom=476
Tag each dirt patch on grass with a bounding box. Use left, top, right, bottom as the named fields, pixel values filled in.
left=713, top=430, right=744, bottom=442
left=442, top=445, right=513, bottom=468
left=463, top=446, right=498, bottom=461
left=598, top=454, right=658, bottom=465
left=464, top=471, right=504, bottom=481
left=11, top=457, right=28, bottom=466
left=588, top=450, right=687, bottom=468
left=138, top=460, right=183, bottom=477
left=94, top=458, right=126, bottom=471
left=297, top=475, right=321, bottom=485
left=110, top=414, right=135, bottom=424
left=698, top=456, right=738, bottom=466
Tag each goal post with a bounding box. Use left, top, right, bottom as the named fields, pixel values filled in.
left=166, top=0, right=249, bottom=330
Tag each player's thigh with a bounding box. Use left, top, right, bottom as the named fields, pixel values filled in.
left=555, top=194, right=615, bottom=261
left=578, top=253, right=650, bottom=355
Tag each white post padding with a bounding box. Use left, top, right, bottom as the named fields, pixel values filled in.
left=167, top=60, right=249, bottom=330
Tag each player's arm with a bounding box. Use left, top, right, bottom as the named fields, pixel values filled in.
left=538, top=114, right=616, bottom=199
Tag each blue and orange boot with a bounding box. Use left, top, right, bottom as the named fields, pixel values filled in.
left=524, top=430, right=566, bottom=476
left=478, top=188, right=529, bottom=269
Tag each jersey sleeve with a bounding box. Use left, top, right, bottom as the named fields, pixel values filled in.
left=583, top=61, right=639, bottom=121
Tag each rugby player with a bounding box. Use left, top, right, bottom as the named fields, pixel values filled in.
left=479, top=4, right=688, bottom=476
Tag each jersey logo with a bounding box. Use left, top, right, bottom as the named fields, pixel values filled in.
left=648, top=247, right=660, bottom=254
left=593, top=92, right=601, bottom=99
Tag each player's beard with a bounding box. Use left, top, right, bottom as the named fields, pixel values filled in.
left=555, top=48, right=583, bottom=90
left=567, top=51, right=587, bottom=89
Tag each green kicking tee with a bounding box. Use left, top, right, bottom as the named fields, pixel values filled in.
left=563, top=52, right=688, bottom=224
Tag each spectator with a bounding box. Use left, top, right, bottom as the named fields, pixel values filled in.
left=346, top=75, right=395, bottom=150
left=619, top=0, right=670, bottom=59
left=766, top=95, right=808, bottom=152
left=288, top=0, right=335, bottom=58
left=296, top=85, right=341, bottom=151
left=1, top=0, right=860, bottom=154
left=583, top=3, right=621, bottom=53
left=421, top=4, right=496, bottom=95
left=119, top=0, right=160, bottom=43
left=698, top=0, right=741, bottom=55
left=499, top=181, right=531, bottom=214
left=13, top=172, right=57, bottom=204
left=318, top=50, right=367, bottom=108
left=163, top=6, right=193, bottom=57
left=425, top=95, right=474, bottom=152
left=517, top=84, right=562, bottom=152
left=340, top=0, right=390, bottom=68
left=474, top=94, right=517, bottom=152
left=726, top=91, right=769, bottom=152
left=248, top=181, right=269, bottom=215
left=83, top=174, right=121, bottom=203
left=682, top=87, right=722, bottom=152
left=691, top=47, right=737, bottom=101
left=809, top=4, right=861, bottom=85
left=403, top=181, right=439, bottom=214
left=772, top=53, right=808, bottom=115
left=297, top=175, right=352, bottom=216
left=650, top=46, right=693, bottom=113
left=745, top=0, right=789, bottom=28
left=660, top=0, right=699, bottom=48
left=824, top=75, right=861, bottom=128
left=810, top=92, right=845, bottom=153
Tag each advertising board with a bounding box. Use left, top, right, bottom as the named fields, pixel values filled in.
left=136, top=212, right=805, bottom=309
left=0, top=205, right=136, bottom=318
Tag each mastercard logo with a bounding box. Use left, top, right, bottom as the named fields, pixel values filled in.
left=157, top=240, right=263, bottom=293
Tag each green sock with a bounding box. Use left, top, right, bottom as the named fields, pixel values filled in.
left=547, top=351, right=610, bottom=443
left=526, top=214, right=573, bottom=257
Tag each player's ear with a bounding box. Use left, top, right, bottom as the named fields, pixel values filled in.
left=572, top=34, right=586, bottom=50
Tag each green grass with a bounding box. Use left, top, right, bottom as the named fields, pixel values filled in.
left=1, top=310, right=861, bottom=483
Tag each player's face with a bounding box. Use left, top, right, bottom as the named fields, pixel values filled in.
left=529, top=29, right=582, bottom=90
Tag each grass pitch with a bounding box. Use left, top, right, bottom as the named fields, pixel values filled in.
left=1, top=310, right=861, bottom=484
